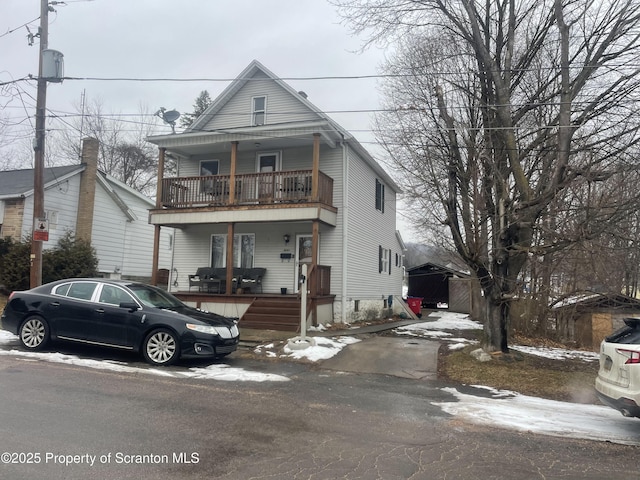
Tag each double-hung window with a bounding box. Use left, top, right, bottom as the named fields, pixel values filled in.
left=252, top=96, right=266, bottom=126
left=379, top=246, right=391, bottom=274
left=375, top=179, right=385, bottom=213
left=211, top=234, right=255, bottom=268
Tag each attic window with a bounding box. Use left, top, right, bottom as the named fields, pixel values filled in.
left=252, top=96, right=266, bottom=126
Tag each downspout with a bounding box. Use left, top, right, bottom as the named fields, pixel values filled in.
left=341, top=137, right=349, bottom=324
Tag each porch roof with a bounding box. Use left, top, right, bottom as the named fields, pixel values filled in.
left=146, top=120, right=341, bottom=157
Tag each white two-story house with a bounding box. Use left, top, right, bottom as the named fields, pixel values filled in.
left=147, top=60, right=405, bottom=329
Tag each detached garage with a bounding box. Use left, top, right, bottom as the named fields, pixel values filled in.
left=407, top=262, right=470, bottom=312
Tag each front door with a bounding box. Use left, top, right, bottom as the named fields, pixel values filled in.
left=295, top=234, right=318, bottom=293
left=257, top=152, right=280, bottom=201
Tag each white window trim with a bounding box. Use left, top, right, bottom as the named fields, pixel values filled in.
left=210, top=233, right=256, bottom=268
left=251, top=95, right=267, bottom=126
left=255, top=151, right=282, bottom=172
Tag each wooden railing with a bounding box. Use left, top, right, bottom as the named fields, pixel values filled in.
left=308, top=264, right=331, bottom=296
left=161, top=170, right=333, bottom=208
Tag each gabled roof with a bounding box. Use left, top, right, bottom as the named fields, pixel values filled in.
left=0, top=165, right=84, bottom=199
left=186, top=60, right=333, bottom=134
left=407, top=261, right=470, bottom=278
left=154, top=60, right=400, bottom=193
left=0, top=165, right=155, bottom=220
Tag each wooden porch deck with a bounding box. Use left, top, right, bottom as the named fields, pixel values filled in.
left=174, top=291, right=334, bottom=332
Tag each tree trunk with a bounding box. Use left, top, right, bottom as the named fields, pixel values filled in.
left=483, top=291, right=509, bottom=353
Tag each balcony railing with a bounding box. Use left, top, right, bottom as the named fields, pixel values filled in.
left=161, top=170, right=333, bottom=208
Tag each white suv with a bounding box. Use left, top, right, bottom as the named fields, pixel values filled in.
left=595, top=318, right=640, bottom=418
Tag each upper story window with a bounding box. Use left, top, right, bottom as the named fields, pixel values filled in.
left=252, top=96, right=266, bottom=126
left=375, top=179, right=385, bottom=213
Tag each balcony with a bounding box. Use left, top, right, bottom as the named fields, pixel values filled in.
left=151, top=169, right=337, bottom=227
left=161, top=169, right=333, bottom=208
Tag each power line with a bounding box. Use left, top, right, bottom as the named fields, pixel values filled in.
left=0, top=16, right=40, bottom=39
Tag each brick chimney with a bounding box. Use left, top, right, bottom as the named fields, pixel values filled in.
left=75, top=137, right=99, bottom=242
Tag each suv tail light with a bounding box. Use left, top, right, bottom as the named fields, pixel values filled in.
left=616, top=348, right=640, bottom=364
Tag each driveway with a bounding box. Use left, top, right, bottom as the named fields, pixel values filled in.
left=319, top=336, right=440, bottom=380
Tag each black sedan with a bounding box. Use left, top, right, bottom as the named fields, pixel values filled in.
left=0, top=278, right=240, bottom=366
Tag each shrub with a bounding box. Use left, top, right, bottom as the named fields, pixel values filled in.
left=0, top=232, right=98, bottom=292
left=42, top=231, right=98, bottom=283
left=0, top=237, right=31, bottom=292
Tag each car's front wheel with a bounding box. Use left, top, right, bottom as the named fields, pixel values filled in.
left=142, top=329, right=179, bottom=366
left=19, top=316, right=49, bottom=351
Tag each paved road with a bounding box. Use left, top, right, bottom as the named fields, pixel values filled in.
left=0, top=350, right=638, bottom=480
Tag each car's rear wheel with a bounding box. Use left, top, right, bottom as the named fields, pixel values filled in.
left=19, top=316, right=49, bottom=351
left=142, top=329, right=179, bottom=366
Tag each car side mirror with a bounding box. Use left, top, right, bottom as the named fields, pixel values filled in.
left=119, top=302, right=140, bottom=312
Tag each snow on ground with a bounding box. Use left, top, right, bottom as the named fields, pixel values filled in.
left=282, top=336, right=360, bottom=361
left=394, top=312, right=482, bottom=350
left=0, top=331, right=288, bottom=382
left=434, top=385, right=640, bottom=446
left=2, top=315, right=638, bottom=445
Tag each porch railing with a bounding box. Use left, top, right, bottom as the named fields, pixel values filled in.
left=308, top=264, right=331, bottom=296
left=161, top=170, right=333, bottom=208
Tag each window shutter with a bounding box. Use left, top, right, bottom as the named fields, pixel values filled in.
left=379, top=245, right=383, bottom=273
left=389, top=249, right=392, bottom=275
left=375, top=179, right=385, bottom=212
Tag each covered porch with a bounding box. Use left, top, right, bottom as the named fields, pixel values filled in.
left=173, top=285, right=335, bottom=332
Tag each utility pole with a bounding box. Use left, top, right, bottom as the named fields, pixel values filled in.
left=30, top=0, right=49, bottom=287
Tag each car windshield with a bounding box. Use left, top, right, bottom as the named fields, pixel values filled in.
left=128, top=284, right=184, bottom=309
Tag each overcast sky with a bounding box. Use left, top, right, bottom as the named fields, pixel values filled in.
left=2, top=0, right=387, bottom=147
left=2, top=0, right=420, bottom=241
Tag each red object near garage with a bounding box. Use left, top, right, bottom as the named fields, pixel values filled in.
left=407, top=296, right=423, bottom=316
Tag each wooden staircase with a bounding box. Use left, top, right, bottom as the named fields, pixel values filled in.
left=239, top=296, right=302, bottom=331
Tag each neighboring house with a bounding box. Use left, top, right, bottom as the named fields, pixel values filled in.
left=146, top=60, right=406, bottom=328
left=0, top=138, right=172, bottom=282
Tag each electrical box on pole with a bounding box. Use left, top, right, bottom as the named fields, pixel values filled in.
left=42, top=49, right=64, bottom=82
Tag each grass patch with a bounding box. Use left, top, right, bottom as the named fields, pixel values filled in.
left=440, top=343, right=599, bottom=404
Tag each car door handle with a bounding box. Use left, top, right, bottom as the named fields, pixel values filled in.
left=49, top=301, right=61, bottom=307
left=95, top=308, right=106, bottom=314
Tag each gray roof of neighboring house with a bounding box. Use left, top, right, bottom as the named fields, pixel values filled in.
left=0, top=165, right=83, bottom=198
left=551, top=292, right=640, bottom=310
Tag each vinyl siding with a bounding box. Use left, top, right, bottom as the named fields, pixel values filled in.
left=171, top=222, right=323, bottom=295
left=345, top=148, right=403, bottom=300
left=18, top=171, right=168, bottom=279
left=91, top=184, right=127, bottom=274
left=171, top=143, right=346, bottom=296
left=20, top=175, right=82, bottom=247
left=91, top=181, right=171, bottom=277
left=201, top=70, right=320, bottom=131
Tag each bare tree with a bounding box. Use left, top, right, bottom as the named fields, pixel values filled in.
left=334, top=0, right=640, bottom=352
left=53, top=98, right=162, bottom=196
